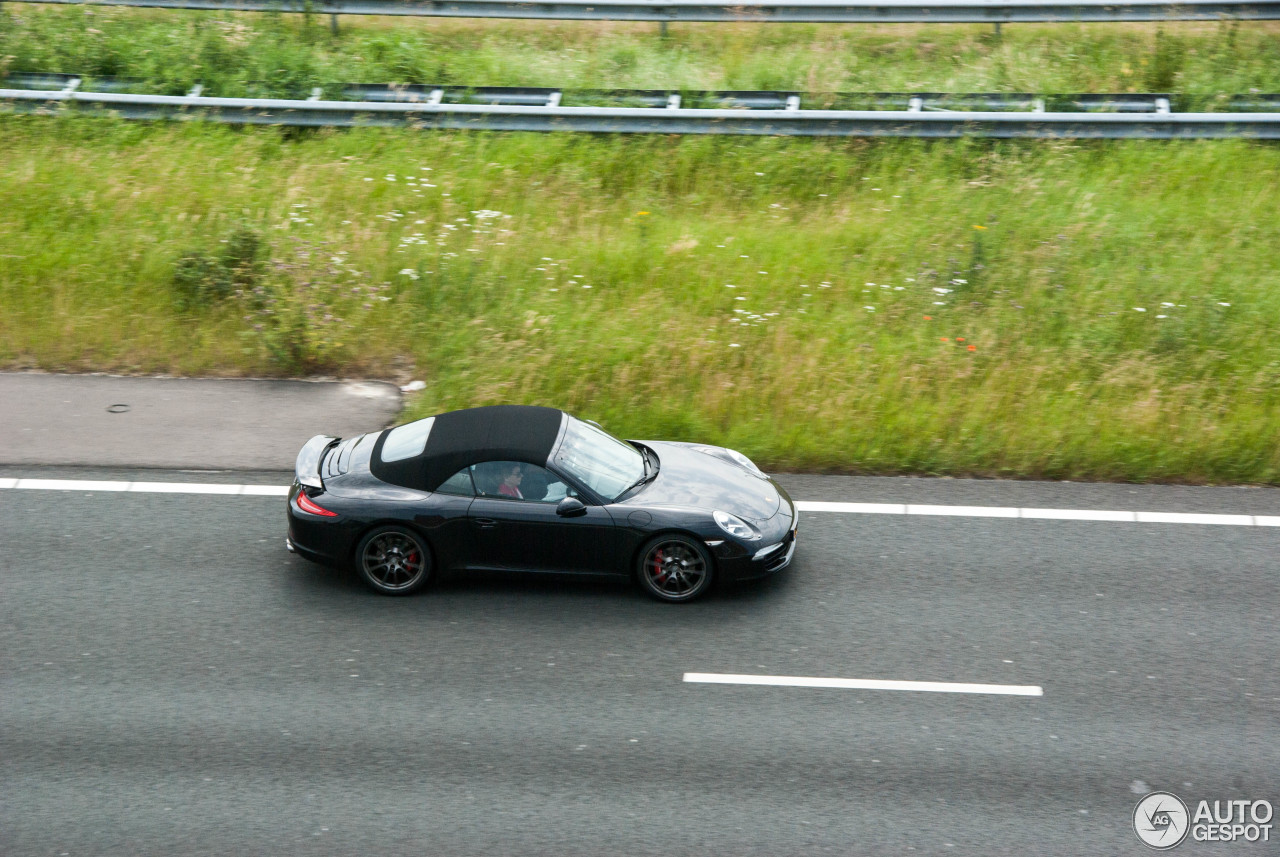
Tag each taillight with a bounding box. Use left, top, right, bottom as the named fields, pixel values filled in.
left=296, top=491, right=338, bottom=517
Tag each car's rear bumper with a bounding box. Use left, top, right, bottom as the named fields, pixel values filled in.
left=286, top=483, right=352, bottom=567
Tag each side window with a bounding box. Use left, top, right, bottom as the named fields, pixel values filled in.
left=435, top=467, right=475, bottom=496
left=471, top=461, right=575, bottom=503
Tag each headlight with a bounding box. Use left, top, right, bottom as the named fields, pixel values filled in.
left=694, top=445, right=766, bottom=478
left=723, top=448, right=764, bottom=477
left=714, top=510, right=760, bottom=541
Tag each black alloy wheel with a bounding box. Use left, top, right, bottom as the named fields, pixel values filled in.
left=637, top=534, right=714, bottom=603
left=355, top=526, right=432, bottom=595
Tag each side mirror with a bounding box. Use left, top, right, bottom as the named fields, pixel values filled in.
left=556, top=496, right=588, bottom=518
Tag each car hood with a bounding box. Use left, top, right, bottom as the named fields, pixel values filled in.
left=618, top=441, right=781, bottom=523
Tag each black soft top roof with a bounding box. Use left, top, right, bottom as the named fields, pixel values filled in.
left=371, top=404, right=565, bottom=492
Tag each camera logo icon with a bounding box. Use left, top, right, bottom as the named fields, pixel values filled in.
left=1134, top=792, right=1191, bottom=850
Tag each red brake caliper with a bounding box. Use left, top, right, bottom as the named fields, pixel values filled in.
left=653, top=549, right=667, bottom=583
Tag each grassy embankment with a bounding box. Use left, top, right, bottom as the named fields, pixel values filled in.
left=3, top=9, right=1280, bottom=97
left=2, top=11, right=1278, bottom=481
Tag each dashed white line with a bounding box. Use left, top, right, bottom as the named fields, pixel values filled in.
left=684, top=672, right=1043, bottom=696
left=0, top=478, right=1275, bottom=526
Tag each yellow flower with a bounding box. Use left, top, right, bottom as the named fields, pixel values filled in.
left=973, top=224, right=987, bottom=230
left=637, top=211, right=650, bottom=216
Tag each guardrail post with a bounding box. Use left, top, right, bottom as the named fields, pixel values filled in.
left=547, top=91, right=562, bottom=107
left=1155, top=97, right=1171, bottom=114
left=659, top=20, right=668, bottom=37
left=666, top=94, right=681, bottom=109
left=330, top=13, right=339, bottom=34
left=907, top=96, right=923, bottom=112
left=187, top=84, right=204, bottom=97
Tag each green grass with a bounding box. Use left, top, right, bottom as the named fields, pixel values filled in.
left=2, top=116, right=1279, bottom=482
left=2, top=7, right=1279, bottom=99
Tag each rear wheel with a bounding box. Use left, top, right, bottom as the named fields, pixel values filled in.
left=636, top=534, right=714, bottom=603
left=355, top=526, right=432, bottom=595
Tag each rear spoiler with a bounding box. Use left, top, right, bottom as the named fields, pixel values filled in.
left=295, top=435, right=339, bottom=489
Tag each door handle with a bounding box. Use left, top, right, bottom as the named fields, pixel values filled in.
left=474, top=518, right=498, bottom=528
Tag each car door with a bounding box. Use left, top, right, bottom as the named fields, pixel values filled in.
left=466, top=461, right=618, bottom=574
left=414, top=467, right=478, bottom=574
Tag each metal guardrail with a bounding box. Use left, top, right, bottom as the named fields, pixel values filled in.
left=4, top=0, right=1279, bottom=22
left=4, top=85, right=1279, bottom=137
left=10, top=74, right=1276, bottom=113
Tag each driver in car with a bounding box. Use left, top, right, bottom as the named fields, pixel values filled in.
left=498, top=463, right=524, bottom=499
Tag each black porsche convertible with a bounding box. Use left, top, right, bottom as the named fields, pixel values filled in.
left=286, top=405, right=797, bottom=602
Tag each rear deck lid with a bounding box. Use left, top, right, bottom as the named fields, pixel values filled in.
left=295, top=435, right=338, bottom=488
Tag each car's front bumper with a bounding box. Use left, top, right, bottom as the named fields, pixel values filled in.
left=724, top=527, right=797, bottom=581
left=709, top=495, right=798, bottom=582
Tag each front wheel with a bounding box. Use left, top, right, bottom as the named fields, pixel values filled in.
left=355, top=526, right=432, bottom=596
left=636, top=534, right=714, bottom=603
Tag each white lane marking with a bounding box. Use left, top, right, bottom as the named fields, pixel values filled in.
left=0, top=479, right=1275, bottom=526
left=793, top=500, right=1277, bottom=527
left=4, top=478, right=286, bottom=496
left=797, top=501, right=905, bottom=515
left=684, top=672, right=1043, bottom=697
left=1021, top=507, right=1136, bottom=522
left=907, top=503, right=1018, bottom=518
left=129, top=481, right=242, bottom=495
left=1134, top=511, right=1254, bottom=526
left=16, top=478, right=130, bottom=491
left=241, top=484, right=291, bottom=496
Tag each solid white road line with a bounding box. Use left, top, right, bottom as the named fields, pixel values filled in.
left=791, top=500, right=1277, bottom=527
left=128, top=481, right=243, bottom=495
left=907, top=503, right=1018, bottom=518
left=683, top=672, right=1043, bottom=696
left=0, top=478, right=1276, bottom=526
left=6, top=478, right=289, bottom=496
left=1020, top=507, right=1136, bottom=522
left=795, top=501, right=906, bottom=515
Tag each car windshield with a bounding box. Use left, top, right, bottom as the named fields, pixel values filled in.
left=553, top=417, right=645, bottom=502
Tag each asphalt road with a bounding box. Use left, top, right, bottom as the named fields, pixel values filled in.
left=2, top=469, right=1278, bottom=856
